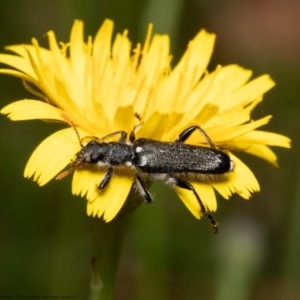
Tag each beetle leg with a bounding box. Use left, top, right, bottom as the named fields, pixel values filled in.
left=169, top=176, right=219, bottom=233
left=100, top=131, right=127, bottom=142
left=176, top=125, right=215, bottom=149
left=136, top=175, right=153, bottom=203
left=98, top=167, right=113, bottom=189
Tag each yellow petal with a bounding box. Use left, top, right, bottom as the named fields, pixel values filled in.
left=72, top=168, right=104, bottom=200
left=230, top=130, right=291, bottom=165
left=69, top=20, right=86, bottom=85
left=113, top=105, right=135, bottom=133
left=136, top=112, right=170, bottom=140
left=191, top=65, right=252, bottom=108
left=215, top=73, right=275, bottom=110
left=207, top=115, right=272, bottom=144
left=0, top=53, right=36, bottom=79
left=243, top=144, right=279, bottom=166
left=227, top=74, right=275, bottom=109
left=1, top=100, right=64, bottom=121
left=174, top=185, right=200, bottom=218
left=213, top=154, right=260, bottom=199
left=86, top=172, right=134, bottom=222
left=102, top=174, right=134, bottom=221
left=233, top=130, right=291, bottom=148
left=135, top=111, right=185, bottom=142
left=194, top=183, right=218, bottom=212
left=138, top=34, right=170, bottom=87
left=72, top=169, right=108, bottom=219
left=156, top=30, right=215, bottom=116
left=174, top=183, right=216, bottom=219
left=111, top=30, right=131, bottom=81
left=93, top=19, right=114, bottom=65
left=73, top=166, right=134, bottom=221
left=24, top=128, right=80, bottom=185
left=173, top=30, right=215, bottom=88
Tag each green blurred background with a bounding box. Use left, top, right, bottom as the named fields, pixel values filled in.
left=0, top=0, right=298, bottom=299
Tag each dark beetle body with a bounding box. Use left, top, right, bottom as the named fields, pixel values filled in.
left=70, top=125, right=234, bottom=232
left=133, top=139, right=231, bottom=174
left=74, top=139, right=232, bottom=175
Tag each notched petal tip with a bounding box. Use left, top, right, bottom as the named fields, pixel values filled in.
left=72, top=168, right=103, bottom=199
left=218, top=154, right=260, bottom=200
left=74, top=169, right=134, bottom=222
left=24, top=128, right=80, bottom=186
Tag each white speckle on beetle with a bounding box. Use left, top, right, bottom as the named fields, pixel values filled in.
left=139, top=155, right=148, bottom=166
left=135, top=146, right=143, bottom=153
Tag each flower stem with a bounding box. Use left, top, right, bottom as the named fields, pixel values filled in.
left=88, top=213, right=129, bottom=300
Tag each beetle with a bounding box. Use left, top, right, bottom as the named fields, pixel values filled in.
left=58, top=125, right=234, bottom=232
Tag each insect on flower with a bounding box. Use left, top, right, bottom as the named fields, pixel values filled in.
left=0, top=19, right=291, bottom=231
left=57, top=121, right=234, bottom=233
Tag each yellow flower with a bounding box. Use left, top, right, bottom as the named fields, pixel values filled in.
left=0, top=19, right=290, bottom=224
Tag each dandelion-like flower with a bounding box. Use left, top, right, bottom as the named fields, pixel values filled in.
left=0, top=20, right=290, bottom=224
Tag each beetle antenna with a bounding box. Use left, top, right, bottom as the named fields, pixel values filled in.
left=56, top=114, right=84, bottom=180
left=55, top=166, right=76, bottom=180
left=61, top=113, right=83, bottom=147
